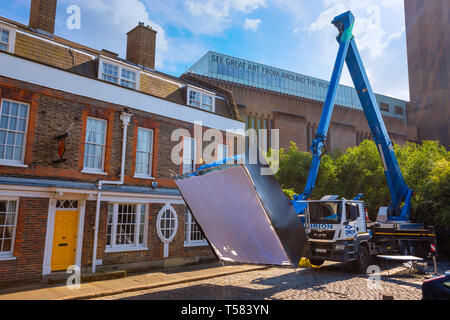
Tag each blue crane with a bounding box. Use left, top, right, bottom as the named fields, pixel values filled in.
left=293, top=11, right=413, bottom=223
left=175, top=11, right=437, bottom=269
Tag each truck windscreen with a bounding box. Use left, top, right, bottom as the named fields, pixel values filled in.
left=308, top=202, right=342, bottom=224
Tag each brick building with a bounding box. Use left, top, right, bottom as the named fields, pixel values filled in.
left=185, top=51, right=418, bottom=152
left=405, top=0, right=450, bottom=148
left=0, top=0, right=244, bottom=285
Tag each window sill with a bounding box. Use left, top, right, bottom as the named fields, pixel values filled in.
left=104, top=246, right=148, bottom=253
left=133, top=174, right=155, bottom=180
left=184, top=241, right=209, bottom=248
left=81, top=169, right=108, bottom=175
left=0, top=161, right=28, bottom=168
left=0, top=255, right=16, bottom=261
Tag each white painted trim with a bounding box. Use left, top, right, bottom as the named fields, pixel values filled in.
left=99, top=55, right=141, bottom=72
left=183, top=209, right=208, bottom=247
left=141, top=71, right=184, bottom=87
left=0, top=197, right=19, bottom=258
left=0, top=256, right=16, bottom=261
left=187, top=86, right=216, bottom=113
left=0, top=23, right=16, bottom=54
left=183, top=241, right=208, bottom=248
left=83, top=117, right=107, bottom=173
left=187, top=84, right=216, bottom=96
left=0, top=161, right=28, bottom=168
left=75, top=200, right=86, bottom=268
left=156, top=204, right=178, bottom=258
left=133, top=175, right=155, bottom=180
left=42, top=197, right=85, bottom=275
left=135, top=127, right=154, bottom=177
left=104, top=246, right=148, bottom=253
left=42, top=198, right=56, bottom=275
left=81, top=169, right=108, bottom=175
left=0, top=184, right=184, bottom=203
left=15, top=29, right=97, bottom=59
left=0, top=53, right=245, bottom=133
left=98, top=57, right=141, bottom=90
left=105, top=203, right=149, bottom=252
left=0, top=98, right=30, bottom=164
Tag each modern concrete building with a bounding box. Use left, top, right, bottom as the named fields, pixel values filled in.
left=405, top=0, right=450, bottom=148
left=185, top=51, right=418, bottom=152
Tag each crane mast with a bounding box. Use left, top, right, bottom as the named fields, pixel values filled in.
left=295, top=11, right=412, bottom=222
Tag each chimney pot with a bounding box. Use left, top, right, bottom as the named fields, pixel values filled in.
left=29, top=0, right=58, bottom=35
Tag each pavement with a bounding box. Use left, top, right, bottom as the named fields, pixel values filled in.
left=0, top=263, right=268, bottom=300
left=1, top=258, right=448, bottom=300
left=93, top=259, right=450, bottom=300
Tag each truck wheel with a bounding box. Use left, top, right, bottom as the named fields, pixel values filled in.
left=354, top=245, right=370, bottom=274
left=309, top=258, right=324, bottom=266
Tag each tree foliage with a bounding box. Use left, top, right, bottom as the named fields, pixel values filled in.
left=276, top=140, right=450, bottom=226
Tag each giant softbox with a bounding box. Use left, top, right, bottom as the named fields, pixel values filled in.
left=175, top=152, right=307, bottom=267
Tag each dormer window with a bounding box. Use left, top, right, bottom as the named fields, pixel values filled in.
left=98, top=57, right=139, bottom=90
left=0, top=24, right=15, bottom=53
left=187, top=86, right=215, bottom=112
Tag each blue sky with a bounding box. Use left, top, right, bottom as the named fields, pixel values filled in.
left=0, top=0, right=409, bottom=100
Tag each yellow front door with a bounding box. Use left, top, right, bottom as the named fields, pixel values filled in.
left=51, top=210, right=78, bottom=272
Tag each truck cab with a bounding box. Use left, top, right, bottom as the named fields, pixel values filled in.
left=301, top=197, right=372, bottom=272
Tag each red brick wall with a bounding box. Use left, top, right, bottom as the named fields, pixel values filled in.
left=81, top=201, right=213, bottom=270
left=0, top=77, right=230, bottom=189
left=0, top=198, right=48, bottom=286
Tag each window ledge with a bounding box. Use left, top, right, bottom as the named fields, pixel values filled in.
left=104, top=246, right=148, bottom=253
left=0, top=255, right=16, bottom=261
left=81, top=169, right=108, bottom=175
left=0, top=161, right=28, bottom=168
left=184, top=241, right=209, bottom=248
left=133, top=174, right=155, bottom=180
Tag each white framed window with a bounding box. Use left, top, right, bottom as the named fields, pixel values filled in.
left=106, top=203, right=148, bottom=252
left=158, top=207, right=178, bottom=242
left=98, top=57, right=139, bottom=90
left=187, top=86, right=215, bottom=112
left=182, top=137, right=196, bottom=174
left=184, top=209, right=207, bottom=247
left=134, top=127, right=154, bottom=179
left=83, top=117, right=107, bottom=174
left=217, top=143, right=228, bottom=161
left=0, top=198, right=19, bottom=260
left=0, top=99, right=29, bottom=167
left=156, top=204, right=178, bottom=258
left=0, top=24, right=15, bottom=53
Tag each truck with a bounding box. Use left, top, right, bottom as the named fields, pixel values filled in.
left=175, top=11, right=437, bottom=274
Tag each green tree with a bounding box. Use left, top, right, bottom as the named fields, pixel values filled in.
left=276, top=139, right=450, bottom=225
left=333, top=140, right=388, bottom=219
left=276, top=142, right=336, bottom=200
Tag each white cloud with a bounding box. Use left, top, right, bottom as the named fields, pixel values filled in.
left=143, top=0, right=266, bottom=35
left=244, top=18, right=261, bottom=31
left=60, top=0, right=168, bottom=68
left=58, top=0, right=210, bottom=73
left=381, top=0, right=403, bottom=8
left=185, top=0, right=266, bottom=34
left=303, top=0, right=409, bottom=100
left=308, top=1, right=404, bottom=59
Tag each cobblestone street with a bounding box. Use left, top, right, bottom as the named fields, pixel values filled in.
left=94, top=259, right=450, bottom=300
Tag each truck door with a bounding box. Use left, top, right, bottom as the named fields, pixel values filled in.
left=357, top=203, right=367, bottom=233
left=344, top=203, right=359, bottom=238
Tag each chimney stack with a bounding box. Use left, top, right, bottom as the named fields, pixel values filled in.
left=29, top=0, right=58, bottom=35
left=126, top=22, right=157, bottom=69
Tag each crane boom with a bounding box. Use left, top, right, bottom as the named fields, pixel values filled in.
left=295, top=11, right=412, bottom=222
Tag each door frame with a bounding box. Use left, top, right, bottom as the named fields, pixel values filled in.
left=42, top=197, right=86, bottom=275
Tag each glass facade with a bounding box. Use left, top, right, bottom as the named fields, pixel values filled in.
left=187, top=51, right=407, bottom=122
